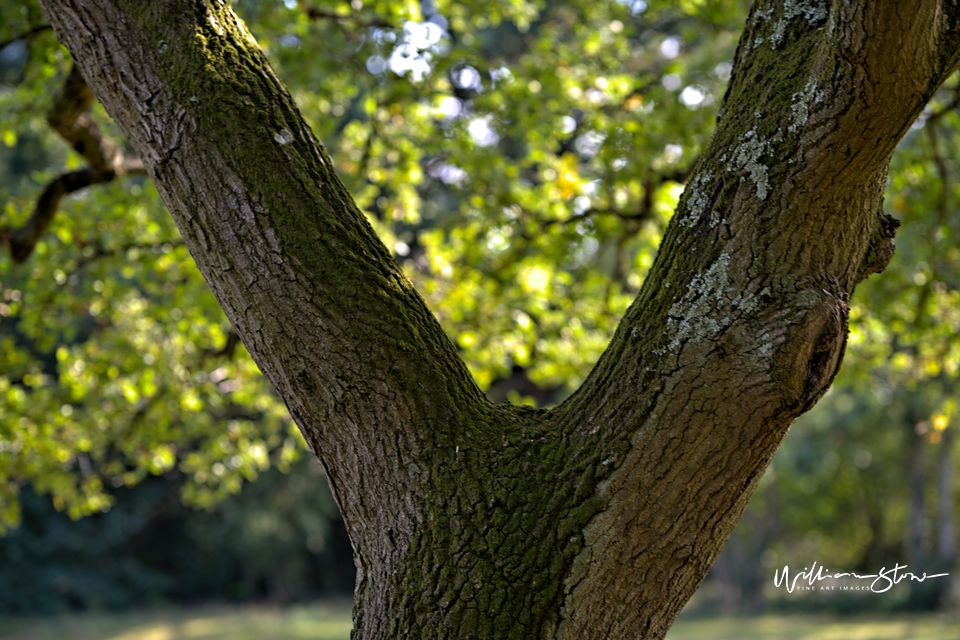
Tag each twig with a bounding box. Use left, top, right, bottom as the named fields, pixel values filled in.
left=70, top=239, right=185, bottom=274
left=538, top=164, right=693, bottom=228
left=3, top=168, right=109, bottom=262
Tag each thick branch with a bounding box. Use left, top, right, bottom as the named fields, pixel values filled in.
left=37, top=7, right=492, bottom=631
left=203, top=328, right=241, bottom=361
left=47, top=64, right=120, bottom=173
left=549, top=1, right=960, bottom=635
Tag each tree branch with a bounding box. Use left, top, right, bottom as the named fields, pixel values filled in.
left=4, top=168, right=106, bottom=263
left=47, top=64, right=118, bottom=173
left=203, top=328, right=241, bottom=361
left=69, top=239, right=185, bottom=273
left=1, top=63, right=146, bottom=263
left=298, top=1, right=394, bottom=29
left=0, top=24, right=52, bottom=50
left=926, top=78, right=960, bottom=124
left=537, top=165, right=691, bottom=228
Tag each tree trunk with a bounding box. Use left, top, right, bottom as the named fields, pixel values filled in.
left=907, top=426, right=928, bottom=571
left=38, top=0, right=960, bottom=637
left=935, top=425, right=956, bottom=604
left=905, top=421, right=935, bottom=609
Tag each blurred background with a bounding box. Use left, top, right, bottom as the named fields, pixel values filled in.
left=1, top=0, right=960, bottom=638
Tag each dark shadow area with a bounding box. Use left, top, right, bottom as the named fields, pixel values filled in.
left=0, top=457, right=355, bottom=614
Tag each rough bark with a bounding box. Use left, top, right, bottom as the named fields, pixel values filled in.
left=37, top=0, right=960, bottom=638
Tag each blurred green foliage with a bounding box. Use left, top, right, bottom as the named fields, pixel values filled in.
left=0, top=0, right=749, bottom=529
left=0, top=0, right=959, bottom=614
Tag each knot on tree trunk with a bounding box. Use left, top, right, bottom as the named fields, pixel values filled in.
left=778, top=281, right=849, bottom=413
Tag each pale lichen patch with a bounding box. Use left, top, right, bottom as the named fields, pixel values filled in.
left=678, top=172, right=715, bottom=227
left=663, top=253, right=731, bottom=351
left=758, top=332, right=774, bottom=355
left=667, top=253, right=730, bottom=350
left=770, top=0, right=829, bottom=49
left=754, top=7, right=774, bottom=21
left=709, top=207, right=725, bottom=228
left=788, top=77, right=824, bottom=133
left=727, top=128, right=769, bottom=201
left=660, top=254, right=764, bottom=353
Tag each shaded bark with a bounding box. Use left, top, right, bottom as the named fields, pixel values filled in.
left=37, top=0, right=960, bottom=638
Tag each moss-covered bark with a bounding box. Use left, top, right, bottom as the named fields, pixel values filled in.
left=38, top=0, right=960, bottom=638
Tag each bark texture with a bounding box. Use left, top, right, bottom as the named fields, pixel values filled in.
left=38, top=0, right=960, bottom=638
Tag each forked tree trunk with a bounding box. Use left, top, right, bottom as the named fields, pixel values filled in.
left=39, top=1, right=960, bottom=637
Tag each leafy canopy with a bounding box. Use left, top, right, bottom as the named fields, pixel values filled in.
left=0, top=0, right=958, bottom=540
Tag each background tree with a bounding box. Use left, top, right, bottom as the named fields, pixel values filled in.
left=724, top=83, right=960, bottom=612
left=2, top=0, right=960, bottom=637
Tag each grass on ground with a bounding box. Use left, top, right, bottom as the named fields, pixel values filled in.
left=0, top=601, right=353, bottom=640
left=666, top=613, right=960, bottom=640
left=1, top=604, right=960, bottom=639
